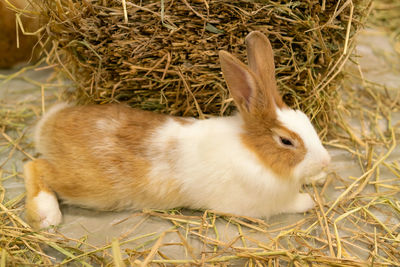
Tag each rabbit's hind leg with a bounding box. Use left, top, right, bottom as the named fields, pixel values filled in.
left=23, top=159, right=62, bottom=229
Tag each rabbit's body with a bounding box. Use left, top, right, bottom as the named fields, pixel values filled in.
left=31, top=103, right=304, bottom=215
left=24, top=31, right=330, bottom=229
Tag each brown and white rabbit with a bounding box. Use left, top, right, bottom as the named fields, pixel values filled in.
left=24, top=31, right=331, bottom=229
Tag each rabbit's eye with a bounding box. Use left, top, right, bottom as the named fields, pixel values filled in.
left=280, top=137, right=294, bottom=147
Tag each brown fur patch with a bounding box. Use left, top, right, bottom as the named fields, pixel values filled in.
left=245, top=31, right=286, bottom=109
left=24, top=160, right=54, bottom=198
left=35, top=104, right=185, bottom=211
left=241, top=113, right=306, bottom=179
left=219, top=50, right=277, bottom=117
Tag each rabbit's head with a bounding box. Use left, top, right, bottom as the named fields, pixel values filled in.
left=219, top=31, right=330, bottom=182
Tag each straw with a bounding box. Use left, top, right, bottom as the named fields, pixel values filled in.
left=2, top=0, right=400, bottom=266
left=33, top=0, right=371, bottom=134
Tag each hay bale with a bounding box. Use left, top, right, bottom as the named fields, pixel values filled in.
left=35, top=0, right=370, bottom=131
left=0, top=0, right=40, bottom=68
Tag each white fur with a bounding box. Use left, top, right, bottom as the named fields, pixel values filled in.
left=148, top=115, right=313, bottom=217
left=33, top=191, right=62, bottom=228
left=282, top=193, right=315, bottom=213
left=277, top=108, right=331, bottom=181
left=304, top=171, right=328, bottom=185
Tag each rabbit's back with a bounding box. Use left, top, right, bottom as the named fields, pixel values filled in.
left=34, top=104, right=187, bottom=210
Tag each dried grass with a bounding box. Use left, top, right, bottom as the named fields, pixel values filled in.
left=1, top=47, right=400, bottom=267
left=32, top=0, right=372, bottom=135
left=1, top=0, right=400, bottom=266
left=369, top=0, right=400, bottom=34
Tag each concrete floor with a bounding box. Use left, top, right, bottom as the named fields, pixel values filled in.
left=1, top=28, right=399, bottom=265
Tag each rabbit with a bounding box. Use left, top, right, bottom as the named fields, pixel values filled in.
left=23, top=31, right=331, bottom=229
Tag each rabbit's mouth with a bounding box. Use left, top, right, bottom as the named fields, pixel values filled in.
left=300, top=170, right=330, bottom=185
left=294, top=161, right=329, bottom=183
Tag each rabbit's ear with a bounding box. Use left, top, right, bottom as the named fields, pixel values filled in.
left=219, top=50, right=276, bottom=117
left=245, top=31, right=286, bottom=109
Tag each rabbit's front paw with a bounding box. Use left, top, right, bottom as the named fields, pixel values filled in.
left=285, top=193, right=315, bottom=214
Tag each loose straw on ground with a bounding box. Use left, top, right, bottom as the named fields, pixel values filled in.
left=2, top=0, right=400, bottom=266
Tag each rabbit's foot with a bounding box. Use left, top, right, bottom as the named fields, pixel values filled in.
left=284, top=193, right=315, bottom=214
left=26, top=191, right=62, bottom=229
